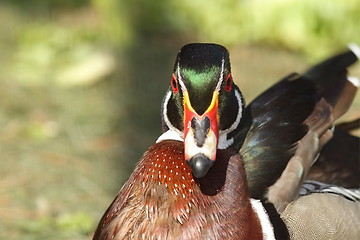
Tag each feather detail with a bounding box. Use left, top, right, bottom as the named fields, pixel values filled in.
left=308, top=118, right=360, bottom=188
left=299, top=180, right=360, bottom=202
left=93, top=141, right=264, bottom=240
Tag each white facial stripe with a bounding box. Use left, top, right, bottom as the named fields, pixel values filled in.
left=218, top=89, right=243, bottom=149
left=215, top=57, right=226, bottom=92
left=225, top=89, right=243, bottom=132
left=161, top=90, right=183, bottom=138
left=176, top=61, right=187, bottom=93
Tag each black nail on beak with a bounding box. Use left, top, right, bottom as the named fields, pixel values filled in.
left=187, top=153, right=214, bottom=178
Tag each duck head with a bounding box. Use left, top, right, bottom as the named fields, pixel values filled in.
left=159, top=43, right=244, bottom=178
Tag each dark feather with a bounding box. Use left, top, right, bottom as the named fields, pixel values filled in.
left=308, top=119, right=360, bottom=188
left=235, top=48, right=359, bottom=199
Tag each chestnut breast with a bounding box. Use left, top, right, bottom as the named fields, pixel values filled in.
left=93, top=140, right=263, bottom=240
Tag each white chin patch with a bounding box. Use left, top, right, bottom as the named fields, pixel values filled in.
left=218, top=133, right=234, bottom=149
left=348, top=76, right=359, bottom=87
left=184, top=129, right=217, bottom=160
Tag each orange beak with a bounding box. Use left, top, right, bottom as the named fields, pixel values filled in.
left=183, top=91, right=219, bottom=178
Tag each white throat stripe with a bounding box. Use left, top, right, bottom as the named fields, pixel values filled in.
left=161, top=90, right=184, bottom=138
left=218, top=89, right=243, bottom=149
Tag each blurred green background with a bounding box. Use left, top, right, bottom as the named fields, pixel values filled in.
left=0, top=0, right=359, bottom=239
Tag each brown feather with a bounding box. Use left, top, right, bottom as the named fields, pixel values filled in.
left=268, top=77, right=358, bottom=212
left=308, top=119, right=360, bottom=188
left=267, top=98, right=334, bottom=212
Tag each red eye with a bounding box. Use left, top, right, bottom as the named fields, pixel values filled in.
left=171, top=73, right=179, bottom=93
left=225, top=74, right=233, bottom=92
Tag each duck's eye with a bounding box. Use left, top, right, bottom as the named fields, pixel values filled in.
left=225, top=74, right=233, bottom=92
left=171, top=74, right=179, bottom=93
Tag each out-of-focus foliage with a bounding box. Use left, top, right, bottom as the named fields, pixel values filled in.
left=4, top=0, right=360, bottom=87
left=168, top=0, right=360, bottom=58
left=91, top=0, right=133, bottom=46
left=82, top=0, right=360, bottom=58
left=16, top=211, right=94, bottom=239
left=7, top=0, right=89, bottom=9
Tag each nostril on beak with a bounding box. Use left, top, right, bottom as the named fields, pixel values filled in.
left=191, top=116, right=211, bottom=147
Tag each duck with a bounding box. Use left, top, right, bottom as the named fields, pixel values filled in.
left=93, top=43, right=359, bottom=239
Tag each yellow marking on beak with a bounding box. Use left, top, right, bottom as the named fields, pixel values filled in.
left=183, top=91, right=219, bottom=117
